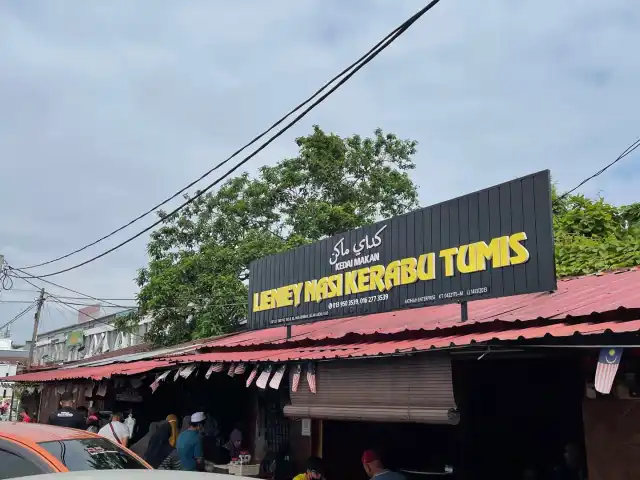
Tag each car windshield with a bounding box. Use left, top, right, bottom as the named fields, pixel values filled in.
left=38, top=437, right=147, bottom=471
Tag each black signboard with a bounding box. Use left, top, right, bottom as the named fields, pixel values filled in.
left=248, top=170, right=556, bottom=329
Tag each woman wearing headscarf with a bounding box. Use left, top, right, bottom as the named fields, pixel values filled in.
left=224, top=426, right=243, bottom=459
left=144, top=421, right=181, bottom=470
left=167, top=414, right=179, bottom=447
left=130, top=421, right=163, bottom=458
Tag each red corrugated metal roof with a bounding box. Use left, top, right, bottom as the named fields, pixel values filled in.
left=5, top=269, right=640, bottom=383
left=172, top=317, right=640, bottom=362
left=4, top=359, right=172, bottom=383
left=201, top=268, right=640, bottom=348
left=5, top=318, right=639, bottom=383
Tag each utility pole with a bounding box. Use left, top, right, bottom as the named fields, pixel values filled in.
left=27, top=288, right=45, bottom=369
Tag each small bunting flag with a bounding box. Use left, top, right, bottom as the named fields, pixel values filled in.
left=291, top=364, right=302, bottom=392
left=306, top=363, right=317, bottom=394
left=205, top=364, right=216, bottom=380
left=246, top=366, right=259, bottom=387
left=269, top=365, right=287, bottom=390
left=180, top=364, right=197, bottom=379
left=212, top=362, right=224, bottom=373
left=173, top=367, right=184, bottom=381
left=594, top=347, right=624, bottom=394
left=228, top=363, right=236, bottom=377
left=234, top=363, right=246, bottom=375
left=256, top=365, right=273, bottom=390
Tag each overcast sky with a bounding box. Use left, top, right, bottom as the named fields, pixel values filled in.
left=0, top=0, right=638, bottom=343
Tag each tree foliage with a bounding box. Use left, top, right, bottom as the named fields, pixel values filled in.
left=131, top=124, right=639, bottom=346
left=133, top=126, right=419, bottom=346
left=552, top=188, right=640, bottom=277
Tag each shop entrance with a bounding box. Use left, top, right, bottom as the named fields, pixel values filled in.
left=454, top=354, right=586, bottom=479
left=323, top=421, right=458, bottom=480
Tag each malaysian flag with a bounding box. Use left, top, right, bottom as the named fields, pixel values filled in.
left=205, top=364, right=216, bottom=380
left=212, top=362, right=225, bottom=373
left=269, top=365, right=287, bottom=390
left=180, top=364, right=197, bottom=379
left=234, top=363, right=246, bottom=375
left=306, top=363, right=317, bottom=394
left=228, top=363, right=236, bottom=377
left=151, top=369, right=171, bottom=391
left=595, top=347, right=624, bottom=394
left=256, top=365, right=273, bottom=390
left=291, top=364, right=302, bottom=392
left=246, top=366, right=259, bottom=387
left=173, top=367, right=184, bottom=381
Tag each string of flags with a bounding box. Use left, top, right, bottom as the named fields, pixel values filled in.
left=148, top=361, right=318, bottom=394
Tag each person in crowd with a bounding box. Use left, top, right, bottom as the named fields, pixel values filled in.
left=48, top=392, right=86, bottom=429
left=130, top=421, right=163, bottom=457
left=144, top=421, right=181, bottom=470
left=86, top=406, right=101, bottom=433
left=167, top=414, right=179, bottom=447
left=293, top=456, right=326, bottom=480
left=361, top=449, right=406, bottom=480
left=98, top=411, right=130, bottom=447
left=76, top=406, right=88, bottom=420
left=180, top=414, right=191, bottom=434
left=552, top=443, right=586, bottom=480
left=177, top=411, right=205, bottom=471
left=224, top=424, right=243, bottom=458
left=271, top=443, right=294, bottom=480
left=18, top=407, right=31, bottom=423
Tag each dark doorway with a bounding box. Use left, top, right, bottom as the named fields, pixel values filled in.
left=453, top=355, right=586, bottom=479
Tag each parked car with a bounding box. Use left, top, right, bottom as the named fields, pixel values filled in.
left=0, top=422, right=151, bottom=478
left=13, top=472, right=251, bottom=480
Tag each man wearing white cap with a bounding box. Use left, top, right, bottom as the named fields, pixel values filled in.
left=177, top=411, right=206, bottom=471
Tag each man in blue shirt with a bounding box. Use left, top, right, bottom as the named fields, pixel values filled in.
left=177, top=412, right=205, bottom=471
left=362, top=450, right=406, bottom=480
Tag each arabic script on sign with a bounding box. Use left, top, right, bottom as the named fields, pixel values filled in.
left=329, top=225, right=387, bottom=271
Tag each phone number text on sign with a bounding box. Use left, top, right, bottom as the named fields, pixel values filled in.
left=327, top=293, right=389, bottom=310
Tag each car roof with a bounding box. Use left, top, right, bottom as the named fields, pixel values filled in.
left=13, top=472, right=256, bottom=480
left=0, top=422, right=96, bottom=443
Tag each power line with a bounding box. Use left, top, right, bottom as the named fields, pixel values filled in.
left=0, top=301, right=38, bottom=332
left=45, top=293, right=145, bottom=339
left=557, top=136, right=640, bottom=201
left=8, top=268, right=136, bottom=310
left=18, top=1, right=444, bottom=279
left=16, top=6, right=433, bottom=272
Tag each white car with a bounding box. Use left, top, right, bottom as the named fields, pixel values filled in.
left=14, top=471, right=255, bottom=480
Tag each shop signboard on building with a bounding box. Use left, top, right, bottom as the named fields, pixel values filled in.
left=248, top=170, right=556, bottom=329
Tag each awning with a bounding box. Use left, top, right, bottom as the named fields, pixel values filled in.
left=4, top=360, right=172, bottom=383
left=170, top=317, right=640, bottom=364
left=6, top=314, right=640, bottom=383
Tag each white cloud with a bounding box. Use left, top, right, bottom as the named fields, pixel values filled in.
left=0, top=0, right=638, bottom=341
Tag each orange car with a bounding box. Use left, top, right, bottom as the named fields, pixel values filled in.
left=0, top=422, right=151, bottom=476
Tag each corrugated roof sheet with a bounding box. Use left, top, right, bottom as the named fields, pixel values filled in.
left=5, top=268, right=640, bottom=383
left=6, top=317, right=640, bottom=383
left=171, top=318, right=640, bottom=363
left=200, top=268, right=640, bottom=348
left=6, top=360, right=172, bottom=383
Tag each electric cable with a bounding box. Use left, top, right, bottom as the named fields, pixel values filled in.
left=17, top=3, right=441, bottom=271
left=556, top=136, right=640, bottom=201
left=46, top=293, right=144, bottom=339
left=18, top=0, right=444, bottom=279
left=0, top=301, right=38, bottom=332
left=8, top=267, right=136, bottom=310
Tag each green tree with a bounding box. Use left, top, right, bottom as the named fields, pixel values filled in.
left=552, top=187, right=640, bottom=277
left=131, top=126, right=419, bottom=346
